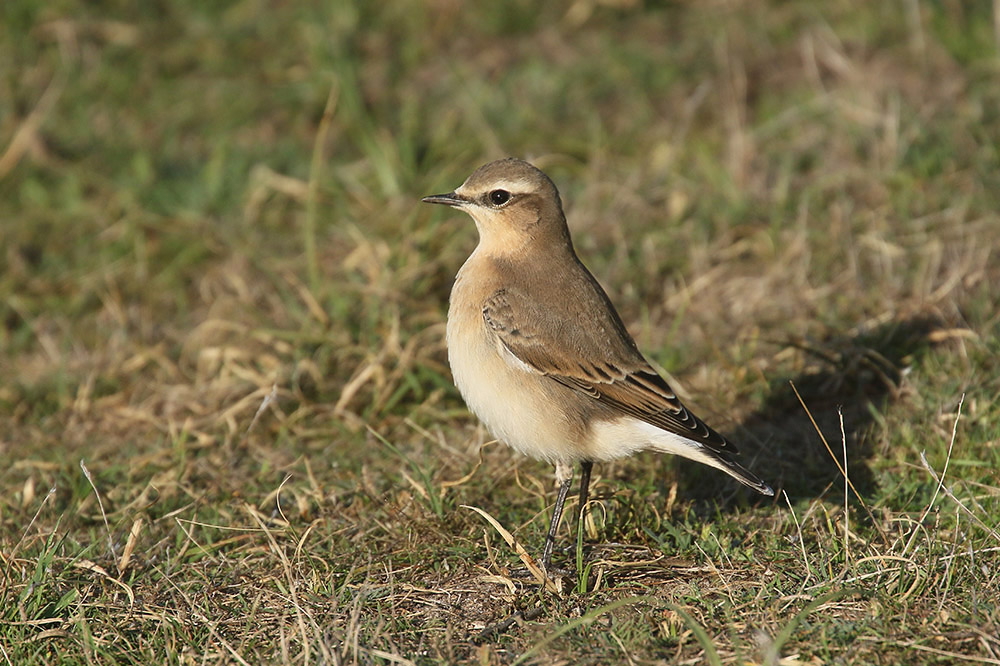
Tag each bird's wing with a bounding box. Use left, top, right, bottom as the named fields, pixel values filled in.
left=482, top=287, right=738, bottom=457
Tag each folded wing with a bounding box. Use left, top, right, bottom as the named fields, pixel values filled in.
left=482, top=287, right=736, bottom=458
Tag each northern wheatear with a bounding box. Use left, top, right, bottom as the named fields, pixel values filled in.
left=423, top=158, right=773, bottom=570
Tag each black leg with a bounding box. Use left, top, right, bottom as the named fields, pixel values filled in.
left=576, top=460, right=593, bottom=533
left=541, top=474, right=573, bottom=571
left=540, top=461, right=594, bottom=572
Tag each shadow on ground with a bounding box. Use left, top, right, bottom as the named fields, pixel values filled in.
left=676, top=311, right=955, bottom=507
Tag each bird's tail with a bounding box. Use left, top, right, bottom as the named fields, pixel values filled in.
left=646, top=428, right=774, bottom=496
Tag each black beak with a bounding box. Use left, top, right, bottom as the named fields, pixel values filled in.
left=421, top=192, right=467, bottom=207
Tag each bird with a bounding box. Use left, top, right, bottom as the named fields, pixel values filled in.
left=422, top=157, right=773, bottom=571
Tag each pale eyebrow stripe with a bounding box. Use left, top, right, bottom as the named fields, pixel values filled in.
left=458, top=177, right=534, bottom=197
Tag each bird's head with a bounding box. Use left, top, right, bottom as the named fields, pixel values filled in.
left=422, top=158, right=571, bottom=257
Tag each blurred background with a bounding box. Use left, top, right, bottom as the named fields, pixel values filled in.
left=1, top=0, right=998, bottom=663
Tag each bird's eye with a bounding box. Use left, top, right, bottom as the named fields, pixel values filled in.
left=488, top=189, right=511, bottom=206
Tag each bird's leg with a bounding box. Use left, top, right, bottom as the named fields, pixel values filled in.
left=541, top=462, right=574, bottom=571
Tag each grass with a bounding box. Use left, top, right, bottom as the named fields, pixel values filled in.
left=2, top=0, right=999, bottom=663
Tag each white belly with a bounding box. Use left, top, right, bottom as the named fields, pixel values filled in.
left=446, top=266, right=586, bottom=463
left=447, top=313, right=571, bottom=462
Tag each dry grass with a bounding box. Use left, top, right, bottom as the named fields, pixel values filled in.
left=2, top=0, right=999, bottom=663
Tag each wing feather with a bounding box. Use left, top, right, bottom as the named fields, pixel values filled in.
left=482, top=288, right=737, bottom=457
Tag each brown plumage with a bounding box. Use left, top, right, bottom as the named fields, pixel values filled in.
left=423, top=157, right=772, bottom=570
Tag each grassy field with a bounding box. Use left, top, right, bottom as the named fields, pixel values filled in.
left=2, top=0, right=999, bottom=663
